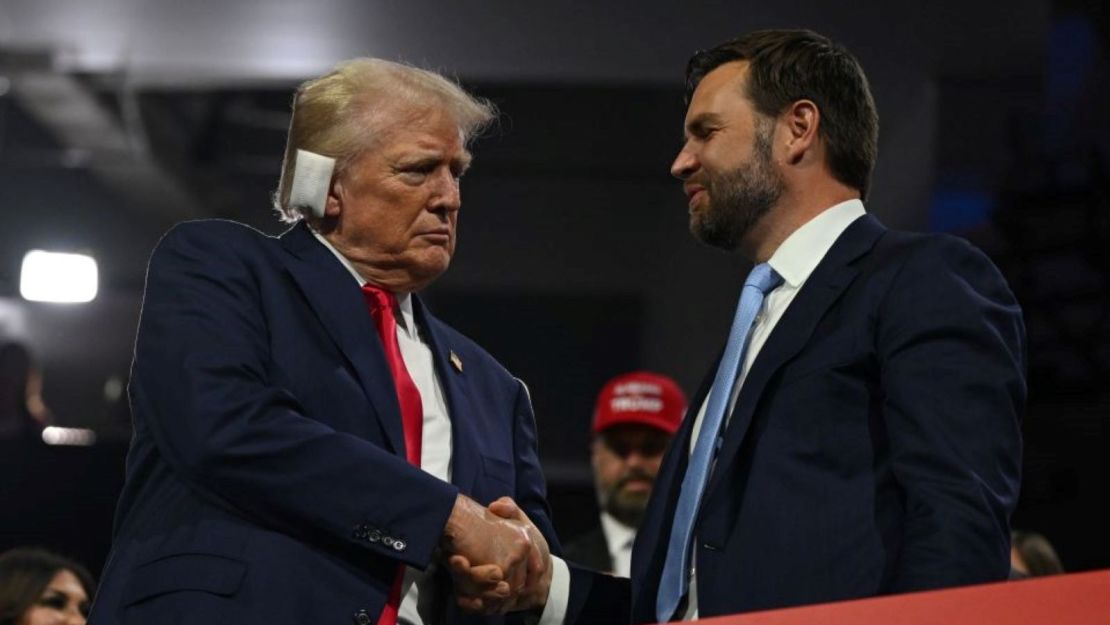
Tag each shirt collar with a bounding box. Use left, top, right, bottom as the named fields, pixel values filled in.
left=767, top=199, right=866, bottom=288
left=599, top=511, right=637, bottom=551
left=309, top=227, right=416, bottom=336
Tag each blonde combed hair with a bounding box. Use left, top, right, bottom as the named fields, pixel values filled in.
left=273, top=58, right=496, bottom=223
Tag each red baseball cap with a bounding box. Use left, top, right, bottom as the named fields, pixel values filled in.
left=592, top=371, right=687, bottom=435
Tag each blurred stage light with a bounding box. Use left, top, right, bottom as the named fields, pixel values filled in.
left=20, top=250, right=98, bottom=303
left=41, top=426, right=97, bottom=446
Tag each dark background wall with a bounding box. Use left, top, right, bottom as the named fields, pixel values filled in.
left=1, top=0, right=1108, bottom=578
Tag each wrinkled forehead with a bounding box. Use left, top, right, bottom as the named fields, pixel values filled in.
left=385, top=110, right=467, bottom=154
left=683, top=60, right=754, bottom=132
left=692, top=59, right=750, bottom=98
left=339, top=105, right=467, bottom=172
left=364, top=102, right=465, bottom=143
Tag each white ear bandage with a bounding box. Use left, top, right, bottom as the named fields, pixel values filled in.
left=288, top=149, right=336, bottom=218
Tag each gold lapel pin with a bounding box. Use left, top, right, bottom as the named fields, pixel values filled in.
left=449, top=350, right=463, bottom=373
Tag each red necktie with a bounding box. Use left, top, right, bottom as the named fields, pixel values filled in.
left=361, top=284, right=424, bottom=625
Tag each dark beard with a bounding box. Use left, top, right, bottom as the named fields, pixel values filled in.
left=601, top=471, right=654, bottom=527
left=690, top=123, right=784, bottom=251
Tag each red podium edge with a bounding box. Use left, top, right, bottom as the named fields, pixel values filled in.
left=694, top=569, right=1110, bottom=625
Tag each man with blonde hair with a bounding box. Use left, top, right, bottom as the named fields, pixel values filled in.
left=89, top=58, right=561, bottom=625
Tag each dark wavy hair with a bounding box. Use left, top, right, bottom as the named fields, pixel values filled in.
left=0, top=548, right=95, bottom=625
left=1012, top=530, right=1065, bottom=576
left=685, top=29, right=879, bottom=199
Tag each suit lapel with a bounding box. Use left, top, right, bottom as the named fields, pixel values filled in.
left=279, top=222, right=406, bottom=456
left=640, top=367, right=711, bottom=540
left=702, top=215, right=886, bottom=504
left=411, top=298, right=481, bottom=496
left=630, top=365, right=713, bottom=607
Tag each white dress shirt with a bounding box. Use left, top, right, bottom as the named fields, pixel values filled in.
left=311, top=230, right=568, bottom=625
left=682, top=199, right=866, bottom=619
left=599, top=512, right=637, bottom=578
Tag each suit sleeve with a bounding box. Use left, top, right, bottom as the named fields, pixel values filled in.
left=565, top=565, right=631, bottom=625
left=506, top=381, right=633, bottom=624
left=877, top=236, right=1025, bottom=590
left=509, top=379, right=562, bottom=555
left=131, top=223, right=457, bottom=568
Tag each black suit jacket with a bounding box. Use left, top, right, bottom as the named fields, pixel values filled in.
left=563, top=525, right=614, bottom=574
left=568, top=214, right=1026, bottom=623
left=89, top=221, right=559, bottom=625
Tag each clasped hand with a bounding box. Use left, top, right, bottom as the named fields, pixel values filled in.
left=439, top=495, right=552, bottom=614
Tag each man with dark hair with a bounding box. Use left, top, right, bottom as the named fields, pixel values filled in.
left=459, top=29, right=1025, bottom=623
left=681, top=30, right=879, bottom=200
left=563, top=372, right=685, bottom=575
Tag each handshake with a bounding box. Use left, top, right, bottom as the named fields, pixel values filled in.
left=439, top=495, right=553, bottom=615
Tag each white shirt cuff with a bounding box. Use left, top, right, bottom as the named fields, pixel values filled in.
left=535, top=555, right=570, bottom=625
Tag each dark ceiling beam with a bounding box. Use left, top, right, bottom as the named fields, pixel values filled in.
left=4, top=48, right=201, bottom=224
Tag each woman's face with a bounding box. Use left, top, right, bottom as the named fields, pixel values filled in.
left=17, top=569, right=89, bottom=625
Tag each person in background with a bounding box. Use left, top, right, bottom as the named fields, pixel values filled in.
left=1011, top=530, right=1065, bottom=577
left=0, top=547, right=94, bottom=625
left=563, top=372, right=686, bottom=576
left=0, top=342, right=51, bottom=442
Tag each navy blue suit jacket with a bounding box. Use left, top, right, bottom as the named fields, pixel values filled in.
left=567, top=215, right=1025, bottom=623
left=89, top=220, right=558, bottom=625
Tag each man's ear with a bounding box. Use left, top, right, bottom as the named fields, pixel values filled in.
left=324, top=176, right=344, bottom=218
left=783, top=100, right=820, bottom=165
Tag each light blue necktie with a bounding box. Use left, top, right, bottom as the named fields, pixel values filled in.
left=656, top=262, right=783, bottom=622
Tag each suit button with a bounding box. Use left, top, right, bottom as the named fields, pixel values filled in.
left=367, top=529, right=382, bottom=543
left=393, top=540, right=406, bottom=552
left=353, top=609, right=372, bottom=625
left=382, top=536, right=395, bottom=548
